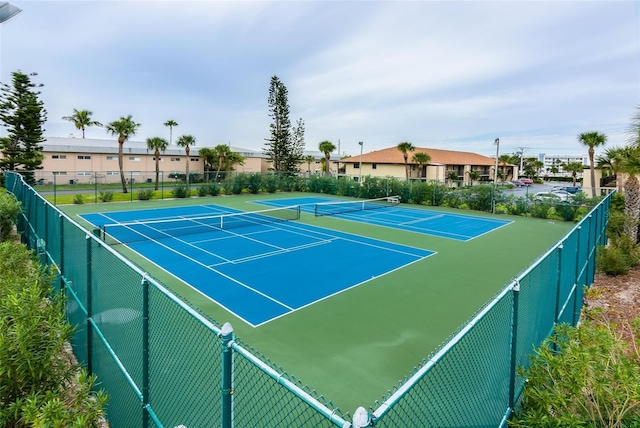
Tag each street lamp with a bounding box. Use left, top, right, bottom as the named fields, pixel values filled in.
left=493, top=138, right=500, bottom=213
left=494, top=138, right=500, bottom=183
left=0, top=2, right=22, bottom=23
left=358, top=141, right=364, bottom=184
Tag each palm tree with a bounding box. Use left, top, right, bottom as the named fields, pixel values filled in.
left=176, top=135, right=196, bottom=188
left=304, top=155, right=315, bottom=176
left=164, top=120, right=178, bottom=144
left=397, top=141, right=415, bottom=180
left=411, top=152, right=431, bottom=179
left=466, top=170, right=480, bottom=187
left=146, top=137, right=169, bottom=190
left=498, top=154, right=512, bottom=181
left=598, top=146, right=626, bottom=193
left=447, top=171, right=459, bottom=187
left=318, top=140, right=336, bottom=176
left=213, top=144, right=231, bottom=182
left=197, top=147, right=216, bottom=182
left=62, top=109, right=102, bottom=138
left=619, top=146, right=640, bottom=243
left=562, top=161, right=584, bottom=186
left=578, top=131, right=607, bottom=193
left=105, top=115, right=140, bottom=193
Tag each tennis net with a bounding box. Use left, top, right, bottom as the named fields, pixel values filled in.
left=102, top=205, right=301, bottom=244
left=314, top=196, right=400, bottom=217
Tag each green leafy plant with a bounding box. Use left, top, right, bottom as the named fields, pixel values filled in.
left=136, top=189, right=155, bottom=200
left=172, top=184, right=189, bottom=198
left=0, top=242, right=108, bottom=426
left=98, top=190, right=114, bottom=202
left=0, top=191, right=21, bottom=242
left=73, top=194, right=84, bottom=205
left=511, top=321, right=640, bottom=427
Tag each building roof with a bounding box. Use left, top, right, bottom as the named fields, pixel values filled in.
left=41, top=137, right=265, bottom=158
left=341, top=146, right=497, bottom=166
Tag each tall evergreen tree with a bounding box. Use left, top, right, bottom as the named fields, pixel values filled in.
left=0, top=71, right=47, bottom=184
left=263, top=76, right=304, bottom=175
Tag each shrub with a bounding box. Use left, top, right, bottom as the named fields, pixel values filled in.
left=511, top=321, right=640, bottom=427
left=0, top=242, right=108, bottom=425
left=197, top=185, right=209, bottom=197
left=248, top=173, right=262, bottom=194
left=73, top=194, right=84, bottom=205
left=172, top=184, right=189, bottom=198
left=98, top=190, right=114, bottom=202
left=597, top=244, right=635, bottom=276
left=264, top=175, right=278, bottom=193
left=136, top=189, right=155, bottom=200
left=0, top=191, right=21, bottom=243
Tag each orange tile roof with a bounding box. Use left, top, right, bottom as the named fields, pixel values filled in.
left=341, top=146, right=496, bottom=166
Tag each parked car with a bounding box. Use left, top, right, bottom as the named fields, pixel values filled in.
left=534, top=191, right=571, bottom=202
left=552, top=185, right=582, bottom=194
left=519, top=178, right=534, bottom=185
left=511, top=179, right=526, bottom=187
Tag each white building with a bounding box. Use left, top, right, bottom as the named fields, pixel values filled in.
left=538, top=153, right=587, bottom=178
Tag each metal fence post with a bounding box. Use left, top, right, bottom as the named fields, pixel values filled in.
left=142, top=275, right=150, bottom=428
left=554, top=244, right=564, bottom=323
left=508, top=281, right=520, bottom=410
left=86, top=233, right=93, bottom=374
left=221, top=322, right=234, bottom=428
left=572, top=225, right=582, bottom=325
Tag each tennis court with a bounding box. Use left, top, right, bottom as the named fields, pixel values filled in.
left=80, top=204, right=434, bottom=326
left=253, top=196, right=512, bottom=241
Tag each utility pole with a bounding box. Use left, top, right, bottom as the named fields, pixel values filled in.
left=517, top=147, right=529, bottom=175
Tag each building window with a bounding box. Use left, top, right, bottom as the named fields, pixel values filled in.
left=354, top=163, right=360, bottom=169
left=77, top=171, right=91, bottom=176
left=190, top=158, right=199, bottom=162
left=171, top=157, right=181, bottom=162
left=52, top=171, right=67, bottom=176
left=77, top=155, right=91, bottom=160
left=130, top=171, right=141, bottom=176
left=372, top=163, right=377, bottom=170
left=51, top=155, right=67, bottom=160
left=106, top=171, right=119, bottom=176
left=106, top=156, right=117, bottom=161
left=153, top=157, right=163, bottom=161
left=129, top=156, right=140, bottom=161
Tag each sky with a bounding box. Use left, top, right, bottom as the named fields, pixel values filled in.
left=1, top=0, right=639, bottom=159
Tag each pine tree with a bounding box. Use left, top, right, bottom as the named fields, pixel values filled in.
left=263, top=76, right=304, bottom=175
left=0, top=71, right=47, bottom=184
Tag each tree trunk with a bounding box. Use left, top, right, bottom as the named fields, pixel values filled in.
left=589, top=148, right=596, bottom=193
left=185, top=146, right=190, bottom=189
left=118, top=138, right=127, bottom=193
left=154, top=149, right=160, bottom=191
left=624, top=174, right=640, bottom=243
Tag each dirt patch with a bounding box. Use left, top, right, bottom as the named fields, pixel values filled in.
left=584, top=265, right=640, bottom=343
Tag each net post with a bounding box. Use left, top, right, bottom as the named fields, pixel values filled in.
left=220, top=322, right=234, bottom=428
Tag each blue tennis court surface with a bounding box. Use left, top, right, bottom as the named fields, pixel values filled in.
left=80, top=205, right=434, bottom=327
left=253, top=197, right=512, bottom=241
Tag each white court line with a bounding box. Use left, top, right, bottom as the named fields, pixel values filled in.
left=98, top=212, right=295, bottom=312
left=400, top=214, right=445, bottom=225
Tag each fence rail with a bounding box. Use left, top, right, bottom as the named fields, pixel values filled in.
left=4, top=171, right=609, bottom=427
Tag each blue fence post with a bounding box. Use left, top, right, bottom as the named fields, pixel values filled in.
left=86, top=232, right=93, bottom=374
left=508, top=281, right=520, bottom=410
left=221, top=322, right=234, bottom=428
left=142, top=274, right=150, bottom=428
left=572, top=225, right=582, bottom=325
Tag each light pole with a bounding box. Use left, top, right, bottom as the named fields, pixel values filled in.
left=358, top=141, right=364, bottom=184
left=493, top=138, right=499, bottom=213
left=0, top=2, right=22, bottom=23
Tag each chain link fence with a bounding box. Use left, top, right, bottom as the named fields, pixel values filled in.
left=4, top=171, right=609, bottom=427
